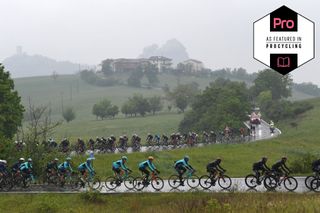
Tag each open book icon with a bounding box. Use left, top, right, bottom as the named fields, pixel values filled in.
left=277, top=57, right=290, bottom=67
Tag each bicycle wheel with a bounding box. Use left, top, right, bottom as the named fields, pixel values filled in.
left=88, top=176, right=101, bottom=190
left=199, top=175, right=213, bottom=190
left=187, top=175, right=199, bottom=188
left=124, top=176, right=135, bottom=190
left=105, top=176, right=118, bottom=190
left=284, top=176, right=298, bottom=192
left=218, top=175, right=232, bottom=189
left=168, top=175, right=180, bottom=189
left=263, top=175, right=277, bottom=190
left=134, top=177, right=145, bottom=191
left=311, top=178, right=320, bottom=192
left=245, top=174, right=258, bottom=189
left=305, top=175, right=315, bottom=190
left=151, top=176, right=164, bottom=191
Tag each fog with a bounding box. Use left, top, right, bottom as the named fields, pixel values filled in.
left=0, top=0, right=319, bottom=84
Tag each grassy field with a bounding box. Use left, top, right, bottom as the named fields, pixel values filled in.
left=13, top=73, right=314, bottom=139
left=0, top=192, right=319, bottom=213
left=62, top=98, right=320, bottom=179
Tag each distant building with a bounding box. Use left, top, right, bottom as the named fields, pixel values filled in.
left=148, top=56, right=172, bottom=72
left=109, top=57, right=172, bottom=73
left=111, top=58, right=150, bottom=72
left=177, top=59, right=204, bottom=72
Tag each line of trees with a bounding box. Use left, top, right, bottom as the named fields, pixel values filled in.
left=121, top=94, right=163, bottom=117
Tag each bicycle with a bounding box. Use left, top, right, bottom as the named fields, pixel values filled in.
left=199, top=170, right=232, bottom=190
left=264, top=172, right=298, bottom=191
left=134, top=171, right=164, bottom=191
left=77, top=171, right=101, bottom=190
left=305, top=172, right=320, bottom=190
left=168, top=169, right=199, bottom=189
left=105, top=170, right=135, bottom=190
left=245, top=171, right=272, bottom=189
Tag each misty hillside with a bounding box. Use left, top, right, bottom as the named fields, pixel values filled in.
left=3, top=52, right=84, bottom=78
left=139, top=39, right=189, bottom=64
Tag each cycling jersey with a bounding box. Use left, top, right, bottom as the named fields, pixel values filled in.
left=113, top=159, right=128, bottom=171
left=174, top=159, right=192, bottom=170
left=20, top=162, right=32, bottom=171
left=207, top=160, right=225, bottom=173
left=58, top=161, right=73, bottom=172
left=253, top=160, right=270, bottom=171
left=78, top=162, right=94, bottom=174
left=139, top=160, right=156, bottom=171
left=271, top=160, right=290, bottom=173
left=46, top=162, right=58, bottom=171
left=11, top=162, right=22, bottom=172
left=312, top=159, right=320, bottom=170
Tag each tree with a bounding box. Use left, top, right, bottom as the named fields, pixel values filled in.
left=0, top=64, right=24, bottom=139
left=107, top=105, right=119, bottom=118
left=148, top=96, right=163, bottom=115
left=251, top=69, right=292, bottom=100
left=100, top=59, right=114, bottom=76
left=166, top=82, right=200, bottom=112
left=62, top=107, right=76, bottom=123
left=127, top=68, right=144, bottom=87
left=144, top=64, right=159, bottom=86
left=175, top=96, right=188, bottom=112
left=129, top=94, right=150, bottom=116
left=179, top=78, right=250, bottom=132
left=92, top=99, right=118, bottom=120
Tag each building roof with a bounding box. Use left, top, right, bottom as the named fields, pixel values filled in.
left=149, top=56, right=172, bottom=61
left=182, top=59, right=203, bottom=64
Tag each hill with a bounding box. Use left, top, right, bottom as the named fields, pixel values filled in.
left=3, top=52, right=86, bottom=78
left=13, top=73, right=318, bottom=139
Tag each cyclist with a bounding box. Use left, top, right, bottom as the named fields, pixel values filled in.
left=112, top=156, right=131, bottom=180
left=78, top=157, right=95, bottom=178
left=138, top=156, right=159, bottom=183
left=174, top=155, right=194, bottom=186
left=154, top=134, right=161, bottom=144
left=19, top=158, right=34, bottom=180
left=252, top=157, right=270, bottom=184
left=88, top=138, right=95, bottom=151
left=270, top=120, right=275, bottom=133
left=58, top=157, right=73, bottom=178
left=271, top=156, right=291, bottom=179
left=77, top=138, right=85, bottom=153
left=207, top=158, right=226, bottom=179
left=312, top=159, right=320, bottom=175
left=0, top=160, right=9, bottom=176
left=146, top=133, right=153, bottom=143
left=46, top=158, right=59, bottom=176
left=11, top=158, right=25, bottom=174
left=162, top=134, right=169, bottom=145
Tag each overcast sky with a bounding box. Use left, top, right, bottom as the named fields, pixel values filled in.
left=0, top=0, right=319, bottom=84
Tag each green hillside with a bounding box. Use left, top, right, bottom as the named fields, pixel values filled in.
left=13, top=73, right=315, bottom=139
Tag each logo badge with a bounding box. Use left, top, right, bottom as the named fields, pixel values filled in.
left=253, top=5, right=315, bottom=75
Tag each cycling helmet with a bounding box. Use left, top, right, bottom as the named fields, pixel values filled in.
left=282, top=156, right=287, bottom=161
left=19, top=158, right=25, bottom=161
left=148, top=156, right=154, bottom=160
left=28, top=158, right=32, bottom=162
left=262, top=156, right=268, bottom=161
left=66, top=157, right=72, bottom=161
left=54, top=158, right=59, bottom=161
left=2, top=160, right=7, bottom=164
left=184, top=155, right=190, bottom=161
left=216, top=158, right=222, bottom=163
left=122, top=156, right=128, bottom=161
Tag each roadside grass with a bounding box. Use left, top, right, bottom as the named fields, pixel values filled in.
left=0, top=192, right=319, bottom=213
left=65, top=98, right=320, bottom=179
